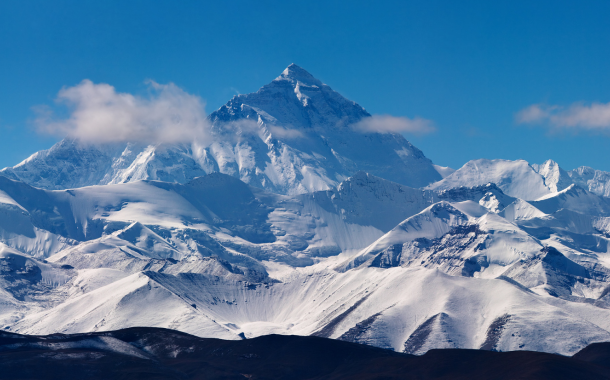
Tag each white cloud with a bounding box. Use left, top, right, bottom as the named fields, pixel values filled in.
left=35, top=80, right=435, bottom=145
left=351, top=115, right=435, bottom=134
left=35, top=79, right=211, bottom=144
left=516, top=102, right=610, bottom=131
left=268, top=125, right=304, bottom=139
left=515, top=104, right=553, bottom=124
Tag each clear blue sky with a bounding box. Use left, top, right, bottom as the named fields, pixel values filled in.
left=1, top=0, right=610, bottom=171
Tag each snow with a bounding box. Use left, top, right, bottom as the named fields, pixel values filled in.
left=13, top=272, right=237, bottom=340
left=12, top=265, right=609, bottom=355
left=530, top=184, right=610, bottom=216
left=433, top=164, right=456, bottom=178
left=428, top=159, right=552, bottom=200
left=68, top=268, right=130, bottom=296
left=0, top=190, right=27, bottom=212
left=569, top=165, right=610, bottom=197
left=500, top=199, right=547, bottom=222
left=532, top=159, right=573, bottom=193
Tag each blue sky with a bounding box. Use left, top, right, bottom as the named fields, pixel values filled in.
left=1, top=0, right=610, bottom=171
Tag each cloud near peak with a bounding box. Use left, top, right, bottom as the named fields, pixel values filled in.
left=516, top=102, right=610, bottom=131
left=35, top=79, right=212, bottom=144
left=35, top=80, right=436, bottom=145
left=351, top=115, right=435, bottom=135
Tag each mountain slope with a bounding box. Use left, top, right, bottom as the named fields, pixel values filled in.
left=532, top=159, right=573, bottom=193
left=10, top=264, right=610, bottom=356
left=428, top=159, right=553, bottom=200
left=530, top=184, right=610, bottom=216
left=569, top=166, right=610, bottom=197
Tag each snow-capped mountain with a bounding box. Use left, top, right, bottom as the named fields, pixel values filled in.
left=569, top=165, right=610, bottom=198
left=431, top=157, right=610, bottom=200
left=427, top=159, right=552, bottom=200
left=0, top=64, right=442, bottom=195
left=1, top=65, right=610, bottom=357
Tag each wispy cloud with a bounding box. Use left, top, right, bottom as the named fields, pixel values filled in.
left=208, top=118, right=305, bottom=142
left=268, top=125, right=304, bottom=139
left=35, top=80, right=434, bottom=146
left=516, top=102, right=610, bottom=131
left=351, top=115, right=435, bottom=134
left=35, top=79, right=211, bottom=144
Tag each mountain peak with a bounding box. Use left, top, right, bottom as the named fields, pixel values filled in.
left=427, top=158, right=551, bottom=200
left=534, top=159, right=573, bottom=193
left=276, top=64, right=322, bottom=86
left=536, top=159, right=560, bottom=172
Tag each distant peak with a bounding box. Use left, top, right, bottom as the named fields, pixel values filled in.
left=276, top=64, right=322, bottom=86
left=542, top=159, right=559, bottom=167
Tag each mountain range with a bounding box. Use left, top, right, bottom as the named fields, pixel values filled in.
left=1, top=65, right=610, bottom=357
